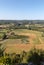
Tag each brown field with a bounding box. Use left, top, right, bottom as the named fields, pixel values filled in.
left=1, top=30, right=44, bottom=53
left=1, top=29, right=44, bottom=54
left=5, top=43, right=33, bottom=54
left=5, top=43, right=44, bottom=54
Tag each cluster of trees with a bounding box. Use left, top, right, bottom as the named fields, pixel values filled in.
left=0, top=20, right=44, bottom=25
left=0, top=33, right=7, bottom=40
left=28, top=25, right=39, bottom=31
left=8, top=23, right=44, bottom=32
left=28, top=25, right=44, bottom=32
left=0, top=44, right=44, bottom=65
left=0, top=21, right=44, bottom=33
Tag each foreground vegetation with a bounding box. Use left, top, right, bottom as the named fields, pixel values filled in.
left=0, top=43, right=44, bottom=65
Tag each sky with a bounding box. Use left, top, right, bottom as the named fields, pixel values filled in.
left=0, top=0, right=44, bottom=20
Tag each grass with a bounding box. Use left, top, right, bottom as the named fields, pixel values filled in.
left=0, top=29, right=44, bottom=54
left=33, top=38, right=40, bottom=44
left=0, top=63, right=3, bottom=65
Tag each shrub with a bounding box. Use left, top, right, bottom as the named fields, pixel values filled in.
left=27, top=48, right=44, bottom=65
left=2, top=33, right=7, bottom=40
left=42, top=33, right=44, bottom=37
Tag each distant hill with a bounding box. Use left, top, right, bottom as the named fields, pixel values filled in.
left=0, top=20, right=44, bottom=24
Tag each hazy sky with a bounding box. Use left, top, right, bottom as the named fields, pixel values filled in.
left=0, top=0, right=44, bottom=20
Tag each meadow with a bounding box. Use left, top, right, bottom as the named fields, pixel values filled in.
left=0, top=28, right=44, bottom=54
left=0, top=23, right=44, bottom=65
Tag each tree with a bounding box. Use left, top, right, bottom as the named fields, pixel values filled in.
left=27, top=48, right=44, bottom=65
left=0, top=44, right=4, bottom=57
left=12, top=54, right=21, bottom=65
left=3, top=56, right=11, bottom=65
left=2, top=33, right=7, bottom=40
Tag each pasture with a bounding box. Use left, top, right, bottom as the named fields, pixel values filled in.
left=0, top=29, right=44, bottom=54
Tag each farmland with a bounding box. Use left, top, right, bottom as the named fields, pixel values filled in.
left=0, top=29, right=44, bottom=54
left=0, top=20, right=44, bottom=65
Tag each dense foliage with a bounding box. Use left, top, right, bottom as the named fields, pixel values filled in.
left=0, top=46, right=44, bottom=65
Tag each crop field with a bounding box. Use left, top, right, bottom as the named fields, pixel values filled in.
left=0, top=29, right=44, bottom=54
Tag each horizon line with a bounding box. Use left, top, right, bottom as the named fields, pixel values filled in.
left=0, top=19, right=44, bottom=20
